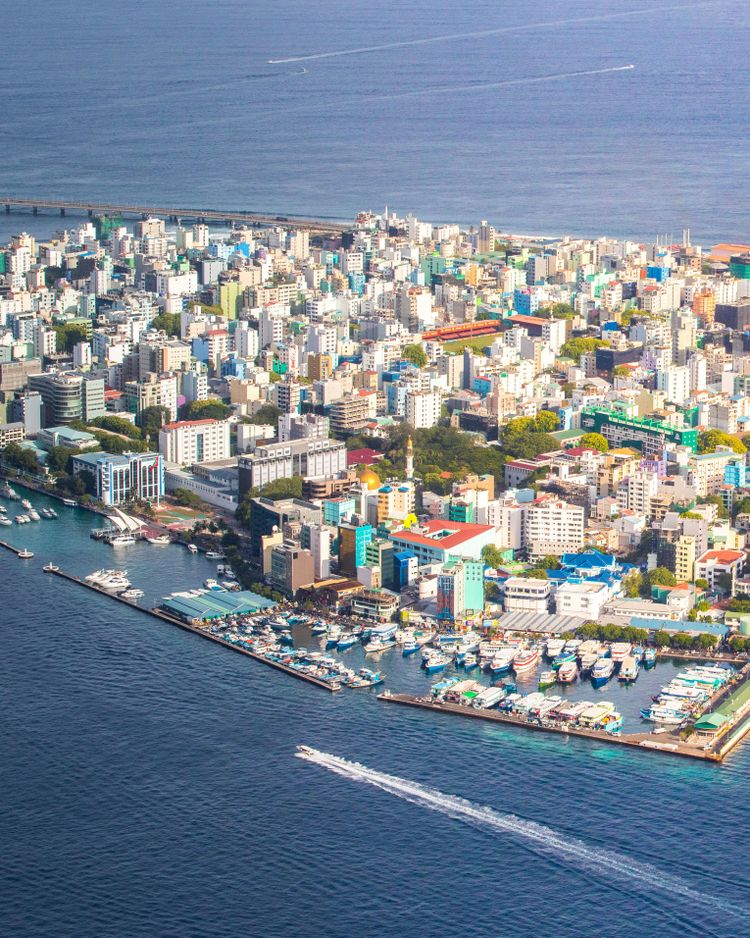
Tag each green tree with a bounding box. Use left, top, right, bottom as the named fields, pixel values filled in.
left=172, top=487, right=206, bottom=509
left=560, top=337, right=606, bottom=363
left=1, top=443, right=41, bottom=474
left=697, top=494, right=729, bottom=520
left=612, top=365, right=631, bottom=378
left=534, top=555, right=561, bottom=571
left=53, top=322, right=89, bottom=353
left=695, top=578, right=709, bottom=592
left=525, top=568, right=548, bottom=579
left=670, top=633, right=694, bottom=650
left=580, top=432, right=609, bottom=452
left=698, top=429, right=746, bottom=455
left=247, top=403, right=282, bottom=426
left=481, top=544, right=505, bottom=569
left=182, top=398, right=232, bottom=421
left=46, top=445, right=77, bottom=474
left=622, top=569, right=643, bottom=598
left=643, top=567, right=677, bottom=595
left=150, top=312, right=181, bottom=336
left=653, top=630, right=672, bottom=648
left=695, top=633, right=718, bottom=650
left=89, top=416, right=144, bottom=439
left=139, top=405, right=172, bottom=436
left=93, top=431, right=148, bottom=455
left=402, top=344, right=428, bottom=368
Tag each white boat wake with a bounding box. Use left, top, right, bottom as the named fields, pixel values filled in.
left=366, top=65, right=634, bottom=101
left=296, top=746, right=745, bottom=917
left=268, top=1, right=726, bottom=63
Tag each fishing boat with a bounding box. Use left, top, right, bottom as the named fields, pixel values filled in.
left=618, top=655, right=640, bottom=683
left=513, top=647, right=540, bottom=673
left=558, top=660, right=578, bottom=684
left=17, top=548, right=33, bottom=559
left=489, top=648, right=516, bottom=675
left=364, top=636, right=396, bottom=653
left=591, top=657, right=615, bottom=688
left=336, top=632, right=357, bottom=650
left=462, top=653, right=478, bottom=670
left=402, top=640, right=420, bottom=656
left=643, top=647, right=657, bottom=669
left=538, top=669, right=557, bottom=690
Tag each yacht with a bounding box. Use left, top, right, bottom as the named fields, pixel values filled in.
left=27, top=509, right=41, bottom=521
left=144, top=533, right=171, bottom=546
left=21, top=499, right=32, bottom=510
left=62, top=498, right=78, bottom=507
left=0, top=517, right=11, bottom=526
left=109, top=533, right=136, bottom=547
left=85, top=569, right=131, bottom=591
left=120, top=588, right=144, bottom=600
left=0, top=483, right=19, bottom=499
left=205, top=551, right=225, bottom=560
left=186, top=543, right=198, bottom=553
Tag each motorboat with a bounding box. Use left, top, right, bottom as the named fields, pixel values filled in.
left=21, top=499, right=32, bottom=510
left=422, top=650, right=451, bottom=673
left=27, top=510, right=41, bottom=521
left=62, top=498, right=78, bottom=507
left=557, top=660, right=579, bottom=684
left=144, top=533, right=171, bottom=546
left=618, top=655, right=640, bottom=683
left=336, top=632, right=357, bottom=650
left=0, top=517, right=11, bottom=526
left=109, top=534, right=136, bottom=547
left=120, top=588, right=144, bottom=600
left=205, top=551, right=225, bottom=560
left=538, top=669, right=557, bottom=690
left=204, top=578, right=223, bottom=590
left=186, top=543, right=199, bottom=553
left=643, top=648, right=657, bottom=669
left=462, top=653, right=478, bottom=670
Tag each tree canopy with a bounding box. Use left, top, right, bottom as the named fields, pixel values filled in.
left=698, top=429, right=746, bottom=455
left=181, top=398, right=232, bottom=421
left=644, top=567, right=677, bottom=594
left=501, top=412, right=560, bottom=459
left=139, top=405, right=173, bottom=436
left=246, top=403, right=282, bottom=426
left=1, top=442, right=41, bottom=474
left=402, top=343, right=428, bottom=368
left=579, top=432, right=609, bottom=452
left=149, top=312, right=181, bottom=337
left=481, top=544, right=505, bottom=569
left=89, top=416, right=144, bottom=439
left=560, top=337, right=606, bottom=363
left=53, top=322, right=89, bottom=354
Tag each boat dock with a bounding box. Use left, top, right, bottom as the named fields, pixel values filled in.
left=0, top=538, right=29, bottom=557
left=377, top=692, right=724, bottom=762
left=46, top=567, right=339, bottom=693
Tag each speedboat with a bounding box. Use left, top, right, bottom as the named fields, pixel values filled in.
left=591, top=658, right=615, bottom=688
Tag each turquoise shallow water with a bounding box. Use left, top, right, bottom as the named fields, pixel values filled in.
left=2, top=485, right=750, bottom=936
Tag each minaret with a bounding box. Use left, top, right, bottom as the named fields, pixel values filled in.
left=405, top=435, right=414, bottom=480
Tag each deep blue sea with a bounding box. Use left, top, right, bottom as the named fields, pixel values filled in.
left=1, top=0, right=749, bottom=244
left=1, top=487, right=750, bottom=937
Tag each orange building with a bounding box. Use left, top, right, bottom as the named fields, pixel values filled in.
left=692, top=290, right=715, bottom=325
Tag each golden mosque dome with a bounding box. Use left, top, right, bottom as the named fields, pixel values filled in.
left=356, top=465, right=381, bottom=490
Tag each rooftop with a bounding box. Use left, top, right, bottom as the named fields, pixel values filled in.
left=391, top=518, right=494, bottom=549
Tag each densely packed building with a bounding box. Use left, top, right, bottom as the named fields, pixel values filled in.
left=3, top=210, right=750, bottom=626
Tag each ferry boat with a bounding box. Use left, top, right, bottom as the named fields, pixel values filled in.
left=489, top=649, right=516, bottom=675
left=579, top=652, right=598, bottom=675
left=545, top=638, right=566, bottom=659
left=640, top=703, right=687, bottom=724
left=186, top=543, right=198, bottom=553
left=17, top=548, right=33, bottom=559
left=513, top=648, right=540, bottom=673
left=538, top=669, right=557, bottom=690
left=579, top=701, right=615, bottom=728
left=610, top=642, right=632, bottom=666
left=551, top=650, right=577, bottom=670
left=558, top=660, right=578, bottom=684
left=423, top=651, right=451, bottom=673
left=618, top=655, right=640, bottom=683
left=591, top=658, right=615, bottom=688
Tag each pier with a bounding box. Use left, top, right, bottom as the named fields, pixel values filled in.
left=377, top=692, right=724, bottom=762
left=0, top=538, right=29, bottom=557
left=46, top=567, right=339, bottom=692
left=0, top=196, right=348, bottom=233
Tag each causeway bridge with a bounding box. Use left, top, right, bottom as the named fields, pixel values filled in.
left=0, top=196, right=349, bottom=233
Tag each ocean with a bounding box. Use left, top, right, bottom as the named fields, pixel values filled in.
left=1, top=488, right=750, bottom=937
left=0, top=0, right=749, bottom=244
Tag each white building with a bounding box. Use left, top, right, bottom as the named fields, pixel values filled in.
left=405, top=389, right=441, bottom=429
left=158, top=418, right=231, bottom=466
left=554, top=580, right=611, bottom=619
left=502, top=577, right=551, bottom=613
left=524, top=498, right=585, bottom=558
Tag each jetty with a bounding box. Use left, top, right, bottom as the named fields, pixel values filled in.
left=0, top=538, right=29, bottom=557
left=377, top=692, right=723, bottom=762
left=46, top=567, right=339, bottom=692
